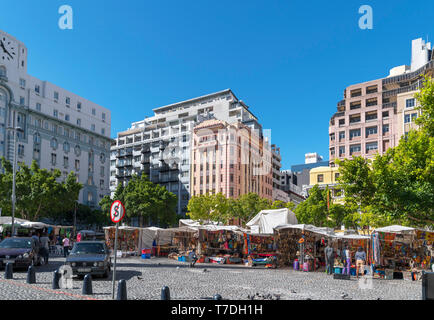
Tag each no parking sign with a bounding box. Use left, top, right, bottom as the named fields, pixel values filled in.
left=110, top=200, right=125, bottom=224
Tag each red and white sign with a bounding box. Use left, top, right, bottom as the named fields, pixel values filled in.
left=110, top=200, right=125, bottom=224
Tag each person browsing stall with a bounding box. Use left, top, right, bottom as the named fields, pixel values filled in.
left=355, top=247, right=367, bottom=278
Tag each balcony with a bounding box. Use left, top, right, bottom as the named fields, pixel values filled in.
left=382, top=102, right=397, bottom=109
left=118, top=150, right=133, bottom=158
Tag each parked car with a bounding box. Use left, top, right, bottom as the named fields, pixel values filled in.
left=65, top=241, right=111, bottom=278
left=0, top=237, right=42, bottom=269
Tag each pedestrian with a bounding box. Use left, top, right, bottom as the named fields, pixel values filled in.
left=62, top=235, right=70, bottom=257
left=189, top=248, right=198, bottom=268
left=31, top=232, right=40, bottom=255
left=342, top=245, right=351, bottom=275
left=39, top=232, right=50, bottom=264
left=324, top=241, right=334, bottom=275
left=355, top=246, right=367, bottom=278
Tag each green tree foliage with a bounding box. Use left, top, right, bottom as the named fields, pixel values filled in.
left=99, top=174, right=177, bottom=227
left=0, top=158, right=82, bottom=221
left=187, top=192, right=296, bottom=226
left=338, top=77, right=434, bottom=228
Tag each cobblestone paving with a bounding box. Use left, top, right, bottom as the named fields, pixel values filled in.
left=0, top=257, right=422, bottom=300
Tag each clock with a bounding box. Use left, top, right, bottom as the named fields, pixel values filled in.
left=0, top=36, right=17, bottom=62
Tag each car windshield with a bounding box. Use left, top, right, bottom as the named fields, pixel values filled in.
left=71, top=243, right=106, bottom=254
left=0, top=238, right=32, bottom=249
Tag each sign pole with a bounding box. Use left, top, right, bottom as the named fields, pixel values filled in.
left=112, top=222, right=119, bottom=300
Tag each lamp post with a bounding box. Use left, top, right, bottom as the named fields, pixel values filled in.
left=7, top=126, right=24, bottom=237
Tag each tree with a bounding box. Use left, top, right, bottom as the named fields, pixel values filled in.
left=337, top=76, right=434, bottom=228
left=294, top=185, right=329, bottom=227
left=0, top=158, right=82, bottom=221
left=99, top=174, right=177, bottom=227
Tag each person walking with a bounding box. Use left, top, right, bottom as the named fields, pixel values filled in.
left=62, top=235, right=70, bottom=257
left=355, top=246, right=367, bottom=278
left=324, top=241, right=335, bottom=275
left=39, top=232, right=50, bottom=264
left=342, top=245, right=351, bottom=275
left=189, top=248, right=198, bottom=268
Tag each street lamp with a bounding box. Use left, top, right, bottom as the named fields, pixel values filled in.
left=7, top=126, right=24, bottom=237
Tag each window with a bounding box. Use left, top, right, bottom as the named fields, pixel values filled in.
left=330, top=133, right=335, bottom=141
left=18, top=144, right=24, bottom=157
left=75, top=160, right=80, bottom=170
left=382, top=111, right=389, bottom=118
left=20, top=96, right=25, bottom=105
left=35, top=85, right=40, bottom=94
left=33, top=132, right=41, bottom=144
left=54, top=91, right=59, bottom=101
left=317, top=174, right=324, bottom=183
left=339, top=131, right=345, bottom=141
left=51, top=153, right=57, bottom=165
left=102, top=113, right=106, bottom=121
left=91, top=124, right=95, bottom=132
left=350, top=144, right=361, bottom=154
left=53, top=109, right=58, bottom=118
left=349, top=129, right=361, bottom=139
left=63, top=142, right=70, bottom=153
left=63, top=156, right=69, bottom=167
left=36, top=103, right=41, bottom=111
left=406, top=98, right=415, bottom=108
left=365, top=126, right=377, bottom=137
left=404, top=114, right=411, bottom=123
left=366, top=98, right=377, bottom=107
left=101, top=128, right=105, bottom=135
left=77, top=118, right=81, bottom=126
left=383, top=124, right=389, bottom=134
left=65, top=114, right=70, bottom=121
left=0, top=66, right=6, bottom=77
left=365, top=112, right=377, bottom=121
left=335, top=173, right=340, bottom=181
left=51, top=138, right=58, bottom=149
left=350, top=101, right=361, bottom=110
left=92, top=108, right=96, bottom=116
left=349, top=114, right=361, bottom=124
left=77, top=102, right=82, bottom=111
left=19, top=78, right=26, bottom=88
left=366, top=142, right=378, bottom=152
left=66, top=97, right=70, bottom=106
left=411, top=113, right=418, bottom=121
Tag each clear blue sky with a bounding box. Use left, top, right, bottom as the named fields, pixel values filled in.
left=1, top=0, right=433, bottom=168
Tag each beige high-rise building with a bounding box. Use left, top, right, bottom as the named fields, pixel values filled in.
left=191, top=119, right=273, bottom=200
left=329, top=38, right=434, bottom=165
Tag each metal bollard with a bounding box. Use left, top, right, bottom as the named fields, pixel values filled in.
left=52, top=270, right=61, bottom=289
left=82, top=274, right=93, bottom=295
left=161, top=286, right=170, bottom=300
left=213, top=294, right=222, bottom=300
left=4, top=263, right=13, bottom=279
left=26, top=265, right=36, bottom=284
left=116, top=279, right=127, bottom=300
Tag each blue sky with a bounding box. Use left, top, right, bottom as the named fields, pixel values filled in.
left=1, top=0, right=433, bottom=168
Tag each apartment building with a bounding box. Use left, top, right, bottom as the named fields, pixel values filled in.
left=110, top=89, right=282, bottom=215
left=329, top=38, right=434, bottom=165
left=396, top=90, right=422, bottom=139
left=305, top=166, right=343, bottom=203
left=271, top=144, right=288, bottom=202
left=190, top=119, right=273, bottom=200
left=0, top=30, right=111, bottom=207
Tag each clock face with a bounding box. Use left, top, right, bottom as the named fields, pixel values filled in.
left=0, top=36, right=17, bottom=62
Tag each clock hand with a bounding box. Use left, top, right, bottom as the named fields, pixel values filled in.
left=0, top=41, right=13, bottom=59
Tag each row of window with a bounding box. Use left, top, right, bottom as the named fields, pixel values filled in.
left=18, top=78, right=106, bottom=120
left=337, top=111, right=388, bottom=126
left=330, top=142, right=379, bottom=156
left=331, top=124, right=389, bottom=141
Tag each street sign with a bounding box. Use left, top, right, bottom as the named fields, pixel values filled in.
left=110, top=200, right=125, bottom=300
left=110, top=200, right=125, bottom=224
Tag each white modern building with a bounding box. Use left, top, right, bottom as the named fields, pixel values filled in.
left=110, top=89, right=282, bottom=216
left=0, top=30, right=112, bottom=208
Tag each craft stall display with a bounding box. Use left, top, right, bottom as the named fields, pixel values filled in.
left=274, top=225, right=335, bottom=272
left=371, top=226, right=434, bottom=280
left=167, top=227, right=199, bottom=262
left=244, top=233, right=278, bottom=268
left=104, top=226, right=140, bottom=257
left=198, top=229, right=244, bottom=265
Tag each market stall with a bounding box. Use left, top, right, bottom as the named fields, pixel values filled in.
left=246, top=208, right=297, bottom=234
left=104, top=226, right=141, bottom=257
left=196, top=226, right=245, bottom=264
left=165, top=226, right=199, bottom=262
left=334, top=233, right=371, bottom=275
left=371, top=225, right=434, bottom=280
left=274, top=224, right=336, bottom=271
left=244, top=233, right=278, bottom=268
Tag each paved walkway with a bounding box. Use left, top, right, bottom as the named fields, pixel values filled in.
left=0, top=257, right=422, bottom=300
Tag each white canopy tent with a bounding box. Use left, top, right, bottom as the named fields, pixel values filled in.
left=373, top=225, right=416, bottom=234
left=246, top=209, right=298, bottom=234
left=274, top=224, right=336, bottom=237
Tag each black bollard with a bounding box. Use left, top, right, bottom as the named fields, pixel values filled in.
left=52, top=270, right=61, bottom=289
left=161, top=286, right=170, bottom=300
left=4, top=263, right=13, bottom=279
left=82, top=274, right=93, bottom=295
left=213, top=294, right=222, bottom=300
left=116, top=279, right=127, bottom=300
left=26, top=265, right=36, bottom=284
